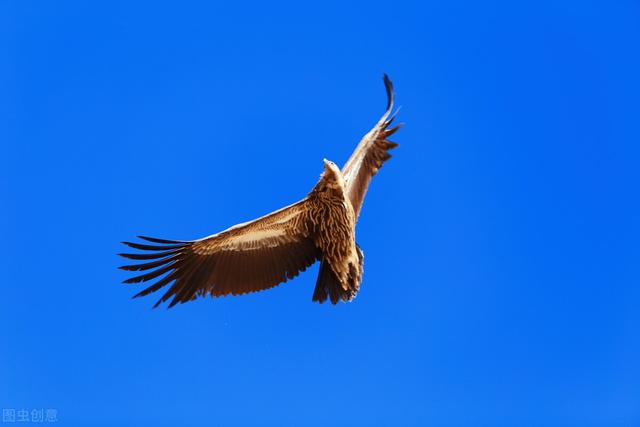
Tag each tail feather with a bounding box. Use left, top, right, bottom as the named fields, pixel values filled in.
left=312, top=245, right=364, bottom=304
left=312, top=260, right=340, bottom=304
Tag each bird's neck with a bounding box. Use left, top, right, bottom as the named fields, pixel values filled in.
left=310, top=173, right=347, bottom=201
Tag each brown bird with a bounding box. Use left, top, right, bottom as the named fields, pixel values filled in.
left=119, top=74, right=401, bottom=307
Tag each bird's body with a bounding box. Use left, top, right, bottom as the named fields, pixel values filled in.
left=307, top=161, right=362, bottom=303
left=120, top=75, right=400, bottom=307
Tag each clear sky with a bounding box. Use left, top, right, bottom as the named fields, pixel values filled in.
left=2, top=1, right=639, bottom=426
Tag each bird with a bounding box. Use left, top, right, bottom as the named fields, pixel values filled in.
left=119, top=74, right=401, bottom=307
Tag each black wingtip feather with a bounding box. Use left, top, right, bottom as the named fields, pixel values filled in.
left=122, top=262, right=175, bottom=284
left=117, top=249, right=179, bottom=260
left=383, top=74, right=394, bottom=111
left=132, top=272, right=178, bottom=299
left=119, top=256, right=176, bottom=272
left=386, top=141, right=399, bottom=149
left=121, top=241, right=183, bottom=251
left=385, top=124, right=401, bottom=137
left=137, top=236, right=186, bottom=244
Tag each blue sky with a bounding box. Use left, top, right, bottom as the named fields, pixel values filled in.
left=2, top=1, right=639, bottom=426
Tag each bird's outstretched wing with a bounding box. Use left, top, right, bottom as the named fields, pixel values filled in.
left=119, top=200, right=320, bottom=308
left=342, top=74, right=400, bottom=219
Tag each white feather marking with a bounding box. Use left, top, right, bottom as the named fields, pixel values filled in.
left=228, top=228, right=286, bottom=245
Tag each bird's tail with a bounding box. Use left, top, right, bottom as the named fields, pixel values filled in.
left=312, top=245, right=363, bottom=304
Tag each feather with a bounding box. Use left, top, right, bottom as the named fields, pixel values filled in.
left=119, top=200, right=320, bottom=307
left=341, top=74, right=401, bottom=219
left=121, top=241, right=183, bottom=251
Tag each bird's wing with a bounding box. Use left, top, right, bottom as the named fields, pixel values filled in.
left=119, top=199, right=320, bottom=308
left=341, top=74, right=400, bottom=219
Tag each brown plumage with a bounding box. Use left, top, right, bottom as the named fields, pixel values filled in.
left=119, top=74, right=401, bottom=307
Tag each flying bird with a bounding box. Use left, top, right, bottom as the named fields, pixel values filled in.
left=119, top=75, right=401, bottom=307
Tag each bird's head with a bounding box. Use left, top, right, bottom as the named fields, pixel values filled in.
left=321, top=159, right=345, bottom=190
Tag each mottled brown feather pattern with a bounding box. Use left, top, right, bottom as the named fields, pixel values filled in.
left=120, top=202, right=320, bottom=307
left=119, top=75, right=400, bottom=307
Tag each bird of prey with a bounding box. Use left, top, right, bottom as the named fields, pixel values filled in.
left=119, top=75, right=401, bottom=307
